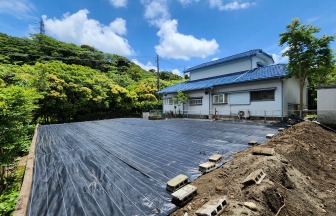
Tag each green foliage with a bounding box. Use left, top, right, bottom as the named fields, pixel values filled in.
left=172, top=91, right=189, bottom=113
left=279, top=18, right=335, bottom=109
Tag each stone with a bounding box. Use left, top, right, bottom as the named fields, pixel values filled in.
left=243, top=202, right=258, bottom=211
left=215, top=186, right=223, bottom=192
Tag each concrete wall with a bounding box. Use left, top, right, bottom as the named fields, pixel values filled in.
left=317, top=87, right=336, bottom=124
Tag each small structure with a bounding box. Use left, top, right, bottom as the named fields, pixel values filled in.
left=266, top=133, right=274, bottom=138
left=171, top=184, right=197, bottom=206
left=209, top=154, right=222, bottom=163
left=317, top=85, right=336, bottom=125
left=195, top=196, right=228, bottom=216
left=248, top=140, right=258, bottom=145
left=252, top=147, right=275, bottom=156
left=166, top=174, right=189, bottom=192
left=199, top=162, right=216, bottom=173
left=242, top=169, right=266, bottom=185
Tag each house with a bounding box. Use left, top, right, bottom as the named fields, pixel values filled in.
left=158, top=49, right=308, bottom=120
left=317, top=85, right=336, bottom=125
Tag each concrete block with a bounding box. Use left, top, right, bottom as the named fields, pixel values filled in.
left=195, top=196, right=228, bottom=216
left=248, top=140, right=258, bottom=145
left=166, top=174, right=189, bottom=192
left=266, top=133, right=274, bottom=138
left=172, top=185, right=197, bottom=206
left=209, top=154, right=222, bottom=163
left=199, top=162, right=216, bottom=173
left=278, top=127, right=285, bottom=132
left=242, top=169, right=266, bottom=185
left=252, top=147, right=275, bottom=156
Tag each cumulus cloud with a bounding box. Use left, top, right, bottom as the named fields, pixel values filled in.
left=272, top=46, right=289, bottom=64
left=43, top=9, right=134, bottom=56
left=109, top=0, right=127, bottom=8
left=155, top=19, right=219, bottom=60
left=209, top=0, right=254, bottom=11
left=142, top=0, right=170, bottom=27
left=141, top=1, right=219, bottom=60
left=0, top=0, right=35, bottom=19
left=171, top=69, right=183, bottom=76
left=131, top=59, right=156, bottom=71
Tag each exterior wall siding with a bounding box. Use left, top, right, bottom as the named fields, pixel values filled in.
left=317, top=87, right=336, bottom=124
left=189, top=58, right=251, bottom=81
left=212, top=80, right=283, bottom=117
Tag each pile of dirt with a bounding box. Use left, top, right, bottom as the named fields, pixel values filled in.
left=171, top=121, right=336, bottom=216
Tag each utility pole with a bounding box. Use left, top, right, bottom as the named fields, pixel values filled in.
left=156, top=54, right=160, bottom=91
left=39, top=18, right=45, bottom=35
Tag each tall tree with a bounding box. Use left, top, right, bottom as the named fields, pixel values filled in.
left=279, top=18, right=334, bottom=109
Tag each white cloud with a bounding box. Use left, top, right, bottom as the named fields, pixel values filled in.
left=209, top=0, right=254, bottom=11
left=178, top=0, right=200, bottom=6
left=155, top=19, right=219, bottom=60
left=0, top=0, right=35, bottom=19
left=43, top=9, right=134, bottom=56
left=132, top=59, right=156, bottom=71
left=171, top=69, right=183, bottom=76
left=212, top=57, right=219, bottom=61
left=272, top=47, right=289, bottom=64
left=109, top=0, right=127, bottom=8
left=142, top=0, right=170, bottom=27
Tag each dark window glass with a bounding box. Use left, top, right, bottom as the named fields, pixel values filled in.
left=251, top=90, right=274, bottom=101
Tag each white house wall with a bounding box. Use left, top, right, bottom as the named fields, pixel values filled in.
left=189, top=58, right=252, bottom=81
left=317, top=87, right=336, bottom=124
left=212, top=80, right=283, bottom=117
left=283, top=77, right=308, bottom=113
left=184, top=91, right=210, bottom=115
left=189, top=55, right=274, bottom=81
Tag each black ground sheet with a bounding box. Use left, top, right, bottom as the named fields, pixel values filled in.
left=28, top=118, right=279, bottom=216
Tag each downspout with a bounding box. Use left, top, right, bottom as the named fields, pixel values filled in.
left=249, top=56, right=253, bottom=70
left=281, top=79, right=284, bottom=121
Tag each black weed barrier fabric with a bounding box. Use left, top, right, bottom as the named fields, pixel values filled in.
left=28, top=118, right=279, bottom=216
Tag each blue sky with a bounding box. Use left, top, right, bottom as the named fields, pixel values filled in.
left=1, top=0, right=336, bottom=76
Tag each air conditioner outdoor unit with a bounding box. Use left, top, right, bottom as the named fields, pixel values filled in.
left=238, top=110, right=250, bottom=119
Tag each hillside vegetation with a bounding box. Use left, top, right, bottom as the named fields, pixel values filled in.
left=0, top=33, right=183, bottom=215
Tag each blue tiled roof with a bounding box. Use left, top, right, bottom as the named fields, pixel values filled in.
left=158, top=64, right=287, bottom=94
left=185, top=49, right=274, bottom=73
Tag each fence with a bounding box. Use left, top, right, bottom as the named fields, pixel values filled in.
left=149, top=109, right=336, bottom=124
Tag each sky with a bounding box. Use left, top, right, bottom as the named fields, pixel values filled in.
left=1, top=0, right=336, bottom=76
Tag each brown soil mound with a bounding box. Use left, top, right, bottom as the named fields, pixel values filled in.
left=171, top=121, right=336, bottom=216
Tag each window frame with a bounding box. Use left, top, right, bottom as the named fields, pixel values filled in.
left=212, top=94, right=228, bottom=105
left=165, top=98, right=174, bottom=105
left=250, top=90, right=275, bottom=102
left=189, top=98, right=202, bottom=106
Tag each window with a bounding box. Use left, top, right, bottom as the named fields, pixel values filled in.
left=250, top=90, right=275, bottom=101
left=213, top=94, right=228, bottom=104
left=189, top=98, right=202, bottom=106
left=165, top=98, right=173, bottom=105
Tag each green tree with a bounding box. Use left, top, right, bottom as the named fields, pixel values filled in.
left=279, top=18, right=334, bottom=109
left=172, top=91, right=189, bottom=114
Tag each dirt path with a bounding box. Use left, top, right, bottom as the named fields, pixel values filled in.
left=171, top=121, right=336, bottom=216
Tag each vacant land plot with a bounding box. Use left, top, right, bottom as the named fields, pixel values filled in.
left=28, top=118, right=278, bottom=215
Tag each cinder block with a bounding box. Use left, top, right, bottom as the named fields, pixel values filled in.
left=195, top=196, right=228, bottom=216
left=209, top=154, right=222, bottom=163
left=252, top=147, right=275, bottom=156
left=166, top=174, right=189, bottom=192
left=248, top=140, right=258, bottom=145
left=171, top=184, right=197, bottom=206
left=242, top=169, right=266, bottom=185
left=199, top=162, right=216, bottom=173
left=266, top=134, right=274, bottom=138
